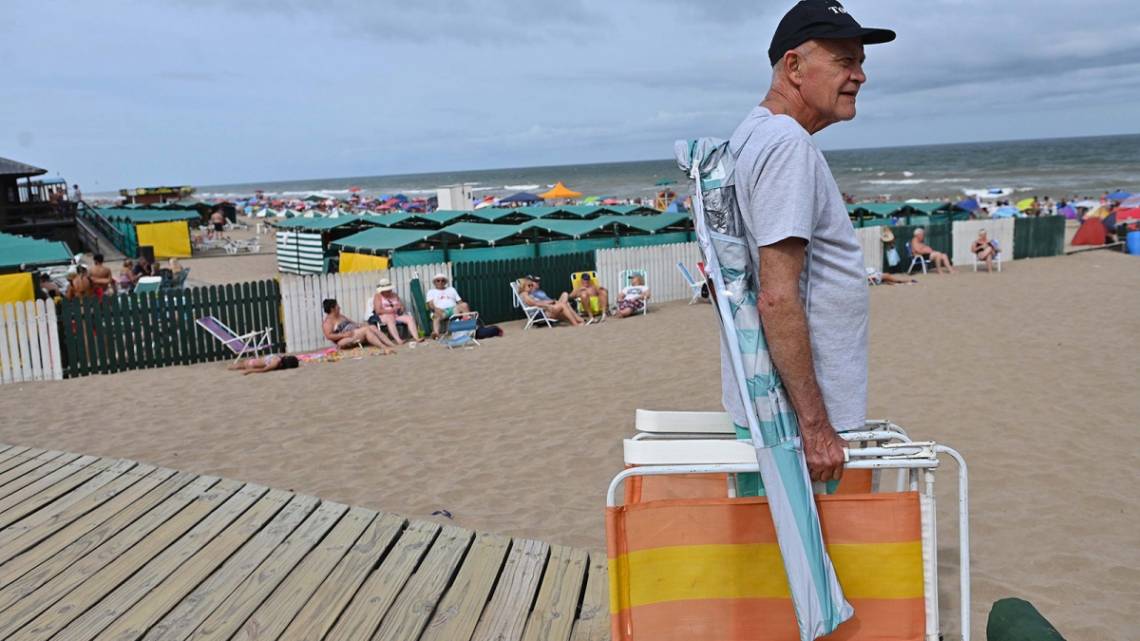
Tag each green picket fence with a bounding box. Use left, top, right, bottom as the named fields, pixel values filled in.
left=885, top=223, right=951, bottom=272
left=1013, top=216, right=1066, bottom=259
left=58, top=280, right=283, bottom=378
left=454, top=251, right=596, bottom=324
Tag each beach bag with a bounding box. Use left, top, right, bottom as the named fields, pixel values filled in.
left=475, top=325, right=502, bottom=339
left=885, top=246, right=901, bottom=267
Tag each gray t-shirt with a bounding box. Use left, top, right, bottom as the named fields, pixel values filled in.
left=720, top=106, right=868, bottom=431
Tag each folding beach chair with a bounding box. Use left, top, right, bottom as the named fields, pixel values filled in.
left=509, top=281, right=559, bottom=330
left=677, top=261, right=704, bottom=304
left=972, top=239, right=1003, bottom=272
left=905, top=243, right=932, bottom=275
left=618, top=268, right=649, bottom=315
left=195, top=315, right=274, bottom=363
left=133, top=276, right=162, bottom=294
left=608, top=436, right=971, bottom=641
left=438, top=312, right=479, bottom=349
left=570, top=270, right=607, bottom=322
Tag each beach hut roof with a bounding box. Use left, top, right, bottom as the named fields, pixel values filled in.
left=0, top=232, right=74, bottom=270
left=418, top=209, right=478, bottom=226
left=539, top=182, right=582, bottom=200
left=98, top=208, right=201, bottom=224
left=606, top=205, right=662, bottom=216
left=0, top=156, right=48, bottom=178
left=604, top=212, right=691, bottom=233
left=359, top=212, right=415, bottom=227
left=329, top=227, right=436, bottom=254
left=465, top=207, right=537, bottom=223
left=515, top=205, right=603, bottom=219
left=523, top=218, right=621, bottom=239
left=429, top=222, right=530, bottom=246
left=272, top=216, right=377, bottom=232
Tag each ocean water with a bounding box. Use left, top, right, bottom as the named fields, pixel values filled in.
left=195, top=133, right=1140, bottom=203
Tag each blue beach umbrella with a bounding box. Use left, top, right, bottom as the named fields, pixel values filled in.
left=955, top=197, right=979, bottom=212
left=1057, top=205, right=1078, bottom=219
left=1107, top=190, right=1131, bottom=200
left=676, top=138, right=852, bottom=641
left=992, top=205, right=1021, bottom=218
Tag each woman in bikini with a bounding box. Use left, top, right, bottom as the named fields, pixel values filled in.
left=229, top=354, right=300, bottom=375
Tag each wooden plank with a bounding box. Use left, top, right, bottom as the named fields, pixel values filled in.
left=183, top=500, right=349, bottom=641
left=471, top=538, right=551, bottom=641
left=0, top=445, right=33, bottom=473
left=24, top=301, right=44, bottom=381
left=0, top=451, right=78, bottom=500
left=228, top=506, right=376, bottom=641
left=419, top=531, right=512, bottom=641
left=141, top=494, right=321, bottom=641
left=0, top=477, right=234, bottom=641
left=521, top=545, right=589, bottom=641
left=568, top=552, right=609, bottom=641
left=0, top=455, right=109, bottom=529
left=0, top=463, right=156, bottom=564
left=324, top=519, right=441, bottom=641
left=0, top=303, right=14, bottom=384
left=0, top=448, right=58, bottom=487
left=276, top=512, right=407, bottom=641
left=44, top=293, right=63, bottom=380
left=91, top=488, right=297, bottom=641
left=0, top=469, right=186, bottom=598
left=13, top=300, right=32, bottom=381
left=14, top=481, right=263, bottom=641
left=0, top=453, right=122, bottom=533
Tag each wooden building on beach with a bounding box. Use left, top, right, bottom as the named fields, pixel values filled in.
left=0, top=155, right=79, bottom=251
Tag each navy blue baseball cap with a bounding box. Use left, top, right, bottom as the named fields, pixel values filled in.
left=768, top=0, right=895, bottom=66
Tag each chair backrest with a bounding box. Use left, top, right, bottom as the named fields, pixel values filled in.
left=676, top=261, right=698, bottom=286
left=134, top=276, right=162, bottom=294
left=621, top=269, right=648, bottom=288
left=570, top=270, right=598, bottom=291
left=196, top=316, right=245, bottom=352
left=509, top=281, right=540, bottom=316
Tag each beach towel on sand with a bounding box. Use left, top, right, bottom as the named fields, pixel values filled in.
left=676, top=138, right=852, bottom=641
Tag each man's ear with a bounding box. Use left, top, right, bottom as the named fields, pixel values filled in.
left=782, top=50, right=803, bottom=85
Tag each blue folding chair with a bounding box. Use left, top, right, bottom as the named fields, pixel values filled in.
left=439, top=313, right=480, bottom=349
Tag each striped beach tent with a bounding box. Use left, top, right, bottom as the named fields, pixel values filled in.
left=607, top=492, right=925, bottom=641
left=674, top=138, right=851, bottom=640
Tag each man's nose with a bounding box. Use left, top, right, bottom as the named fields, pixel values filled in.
left=852, top=62, right=867, bottom=84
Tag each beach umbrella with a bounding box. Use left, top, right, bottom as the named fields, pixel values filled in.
left=992, top=205, right=1020, bottom=218
left=955, top=197, right=979, bottom=212
left=1107, top=190, right=1131, bottom=200
left=1116, top=207, right=1140, bottom=222
left=677, top=138, right=852, bottom=641
left=1072, top=199, right=1099, bottom=209
left=1016, top=197, right=1036, bottom=211
left=500, top=191, right=542, bottom=205
left=1057, top=205, right=1078, bottom=219
left=655, top=178, right=677, bottom=186
left=1120, top=195, right=1140, bottom=208
left=540, top=182, right=582, bottom=200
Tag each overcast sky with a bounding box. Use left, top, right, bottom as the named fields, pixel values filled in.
left=3, top=0, right=1139, bottom=190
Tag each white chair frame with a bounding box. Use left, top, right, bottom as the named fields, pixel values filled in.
left=617, top=268, right=649, bottom=315
left=509, top=281, right=559, bottom=330
left=195, top=316, right=274, bottom=364
left=609, top=437, right=970, bottom=641
left=676, top=261, right=704, bottom=304
left=972, top=240, right=1003, bottom=272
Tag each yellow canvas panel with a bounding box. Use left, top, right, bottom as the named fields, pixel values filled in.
left=136, top=221, right=191, bottom=258
left=610, top=541, right=923, bottom=611
left=338, top=252, right=389, bottom=273
left=0, top=273, right=35, bottom=304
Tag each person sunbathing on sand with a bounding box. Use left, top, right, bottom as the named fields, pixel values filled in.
left=322, top=298, right=396, bottom=353
left=229, top=354, right=300, bottom=374
left=910, top=228, right=956, bottom=274
left=518, top=276, right=584, bottom=326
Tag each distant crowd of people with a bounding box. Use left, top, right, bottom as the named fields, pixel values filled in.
left=37, top=254, right=185, bottom=301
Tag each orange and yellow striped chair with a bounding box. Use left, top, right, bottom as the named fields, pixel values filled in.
left=607, top=492, right=926, bottom=641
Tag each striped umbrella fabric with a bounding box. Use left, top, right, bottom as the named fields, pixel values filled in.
left=607, top=491, right=925, bottom=641
left=674, top=138, right=852, bottom=640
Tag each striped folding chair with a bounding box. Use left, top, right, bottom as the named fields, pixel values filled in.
left=606, top=439, right=970, bottom=641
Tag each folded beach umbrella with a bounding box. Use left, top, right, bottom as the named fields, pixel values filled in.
left=676, top=138, right=852, bottom=641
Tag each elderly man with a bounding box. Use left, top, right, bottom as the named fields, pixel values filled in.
left=424, top=273, right=471, bottom=338
left=725, top=0, right=893, bottom=487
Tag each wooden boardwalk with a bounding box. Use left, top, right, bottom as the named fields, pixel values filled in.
left=0, top=445, right=610, bottom=641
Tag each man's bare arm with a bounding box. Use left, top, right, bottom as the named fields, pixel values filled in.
left=758, top=237, right=846, bottom=482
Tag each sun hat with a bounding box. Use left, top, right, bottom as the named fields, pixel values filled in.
left=879, top=228, right=895, bottom=243
left=768, top=0, right=896, bottom=66
left=432, top=273, right=448, bottom=282
left=376, top=278, right=394, bottom=293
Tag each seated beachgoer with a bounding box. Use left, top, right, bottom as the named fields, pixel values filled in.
left=865, top=267, right=917, bottom=285
left=910, top=228, right=956, bottom=274
left=117, top=260, right=138, bottom=293
left=370, top=278, right=421, bottom=344
left=38, top=272, right=62, bottom=299
left=569, top=273, right=609, bottom=323
left=425, top=273, right=471, bottom=338
left=66, top=265, right=93, bottom=299
left=132, top=255, right=156, bottom=279
left=971, top=229, right=999, bottom=273
left=322, top=298, right=396, bottom=353
left=616, top=274, right=651, bottom=317
left=229, top=354, right=300, bottom=375
left=518, top=276, right=584, bottom=326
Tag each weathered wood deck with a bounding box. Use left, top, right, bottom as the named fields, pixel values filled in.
left=0, top=445, right=610, bottom=641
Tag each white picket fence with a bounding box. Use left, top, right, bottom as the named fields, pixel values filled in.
left=952, top=218, right=1015, bottom=267
left=280, top=262, right=452, bottom=352
left=853, top=226, right=885, bottom=271
left=595, top=242, right=703, bottom=304
left=0, top=300, right=64, bottom=384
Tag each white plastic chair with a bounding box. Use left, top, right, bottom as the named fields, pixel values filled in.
left=618, top=268, right=649, bottom=315
left=509, top=281, right=559, bottom=330
left=676, top=261, right=704, bottom=304
left=905, top=242, right=932, bottom=275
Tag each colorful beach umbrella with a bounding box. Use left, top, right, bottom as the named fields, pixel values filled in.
left=1120, top=195, right=1140, bottom=208
left=677, top=138, right=852, bottom=641
left=1107, top=190, right=1131, bottom=200
left=1116, top=207, right=1140, bottom=222
left=1016, top=197, right=1036, bottom=211
left=1057, top=205, right=1078, bottom=219
left=540, top=182, right=582, bottom=200
left=955, top=197, right=979, bottom=212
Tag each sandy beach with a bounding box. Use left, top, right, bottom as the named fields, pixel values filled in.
left=1, top=250, right=1138, bottom=638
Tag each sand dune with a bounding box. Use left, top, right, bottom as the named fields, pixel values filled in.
left=1, top=251, right=1137, bottom=639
